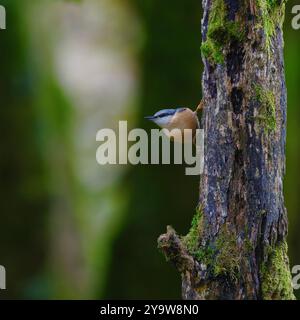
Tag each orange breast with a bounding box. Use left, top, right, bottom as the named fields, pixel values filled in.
left=167, top=108, right=199, bottom=143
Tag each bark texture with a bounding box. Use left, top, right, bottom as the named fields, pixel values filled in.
left=158, top=0, right=295, bottom=300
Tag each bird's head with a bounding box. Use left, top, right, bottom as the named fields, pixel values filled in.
left=145, top=108, right=188, bottom=129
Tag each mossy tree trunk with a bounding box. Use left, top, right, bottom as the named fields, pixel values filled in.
left=158, top=0, right=295, bottom=300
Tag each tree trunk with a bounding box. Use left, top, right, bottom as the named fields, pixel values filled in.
left=158, top=0, right=295, bottom=300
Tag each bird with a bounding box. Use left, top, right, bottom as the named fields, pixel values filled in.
left=145, top=100, right=204, bottom=143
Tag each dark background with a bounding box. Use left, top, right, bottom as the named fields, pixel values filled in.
left=0, top=0, right=299, bottom=299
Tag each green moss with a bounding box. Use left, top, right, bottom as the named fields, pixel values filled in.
left=184, top=219, right=245, bottom=282
left=213, top=227, right=241, bottom=282
left=260, top=241, right=295, bottom=300
left=195, top=246, right=215, bottom=266
left=208, top=20, right=245, bottom=45
left=183, top=207, right=203, bottom=256
left=201, top=39, right=224, bottom=65
left=201, top=0, right=245, bottom=64
left=254, top=84, right=276, bottom=133
left=256, top=0, right=286, bottom=53
left=183, top=206, right=216, bottom=265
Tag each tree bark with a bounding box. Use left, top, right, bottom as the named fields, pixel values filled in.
left=158, top=0, right=295, bottom=300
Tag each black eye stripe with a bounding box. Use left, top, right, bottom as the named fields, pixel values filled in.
left=157, top=113, right=170, bottom=118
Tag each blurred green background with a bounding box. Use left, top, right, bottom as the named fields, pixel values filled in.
left=0, top=0, right=299, bottom=299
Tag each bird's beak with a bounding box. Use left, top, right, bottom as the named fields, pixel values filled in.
left=144, top=116, right=156, bottom=121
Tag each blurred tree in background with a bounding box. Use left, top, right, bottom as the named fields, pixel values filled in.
left=1, top=0, right=141, bottom=298
left=0, top=0, right=50, bottom=298
left=0, top=0, right=299, bottom=299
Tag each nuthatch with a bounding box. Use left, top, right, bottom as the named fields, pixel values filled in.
left=145, top=101, right=203, bottom=143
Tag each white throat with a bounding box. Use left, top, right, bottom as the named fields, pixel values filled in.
left=153, top=115, right=173, bottom=128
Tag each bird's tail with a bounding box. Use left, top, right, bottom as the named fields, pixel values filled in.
left=195, top=99, right=204, bottom=113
